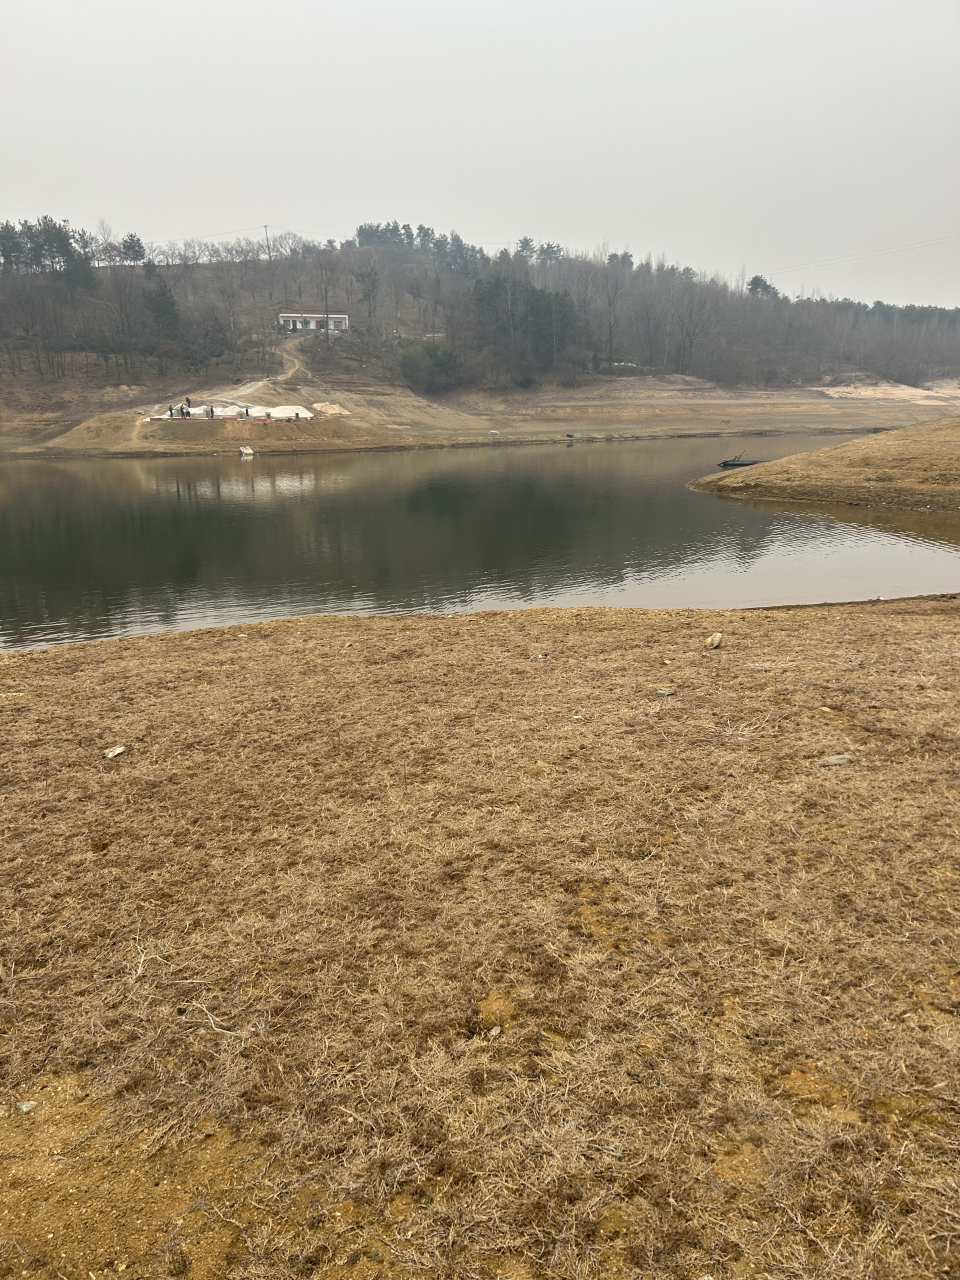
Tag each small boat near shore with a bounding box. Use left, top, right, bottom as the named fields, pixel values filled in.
left=718, top=453, right=762, bottom=468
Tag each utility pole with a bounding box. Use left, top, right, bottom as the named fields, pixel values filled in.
left=263, top=225, right=272, bottom=262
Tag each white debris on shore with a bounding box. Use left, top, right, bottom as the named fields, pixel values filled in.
left=149, top=400, right=316, bottom=420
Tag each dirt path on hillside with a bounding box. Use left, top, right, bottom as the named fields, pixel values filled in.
left=168, top=335, right=307, bottom=410
left=278, top=334, right=308, bottom=381
left=228, top=335, right=307, bottom=401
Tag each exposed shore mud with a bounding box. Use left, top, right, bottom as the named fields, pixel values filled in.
left=3, top=353, right=960, bottom=458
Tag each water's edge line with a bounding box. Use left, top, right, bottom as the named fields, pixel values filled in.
left=3, top=593, right=956, bottom=656
left=0, top=424, right=891, bottom=463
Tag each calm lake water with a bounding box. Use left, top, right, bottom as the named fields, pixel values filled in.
left=2, top=432, right=960, bottom=650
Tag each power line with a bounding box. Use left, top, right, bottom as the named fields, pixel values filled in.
left=771, top=232, right=960, bottom=276
left=171, top=224, right=265, bottom=241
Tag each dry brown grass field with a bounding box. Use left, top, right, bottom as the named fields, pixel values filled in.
left=2, top=599, right=960, bottom=1280
left=692, top=416, right=960, bottom=514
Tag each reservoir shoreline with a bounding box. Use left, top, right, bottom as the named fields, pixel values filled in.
left=0, top=421, right=889, bottom=462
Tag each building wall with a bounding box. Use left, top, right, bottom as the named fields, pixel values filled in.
left=280, top=315, right=349, bottom=332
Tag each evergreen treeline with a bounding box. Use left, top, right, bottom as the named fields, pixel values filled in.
left=1, top=214, right=959, bottom=389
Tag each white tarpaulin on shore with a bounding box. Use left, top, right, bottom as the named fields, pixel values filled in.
left=151, top=400, right=314, bottom=419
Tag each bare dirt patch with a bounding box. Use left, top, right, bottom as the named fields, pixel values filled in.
left=1, top=1076, right=262, bottom=1277
left=2, top=600, right=960, bottom=1278
left=691, top=415, right=960, bottom=513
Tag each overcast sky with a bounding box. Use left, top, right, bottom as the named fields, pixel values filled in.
left=6, top=0, right=959, bottom=305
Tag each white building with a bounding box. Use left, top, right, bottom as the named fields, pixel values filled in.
left=277, top=308, right=349, bottom=333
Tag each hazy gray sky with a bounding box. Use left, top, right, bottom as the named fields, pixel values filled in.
left=6, top=0, right=959, bottom=305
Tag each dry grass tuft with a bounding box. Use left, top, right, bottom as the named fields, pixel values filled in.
left=2, top=599, right=960, bottom=1278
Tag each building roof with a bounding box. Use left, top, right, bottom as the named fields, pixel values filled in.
left=276, top=305, right=348, bottom=317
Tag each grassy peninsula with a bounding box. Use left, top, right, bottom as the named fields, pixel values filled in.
left=691, top=415, right=960, bottom=514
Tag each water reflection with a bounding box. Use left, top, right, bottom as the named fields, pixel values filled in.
left=1, top=434, right=959, bottom=649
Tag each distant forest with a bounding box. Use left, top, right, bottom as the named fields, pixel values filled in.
left=2, top=214, right=960, bottom=390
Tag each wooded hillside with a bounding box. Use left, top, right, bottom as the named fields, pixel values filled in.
left=2, top=215, right=960, bottom=392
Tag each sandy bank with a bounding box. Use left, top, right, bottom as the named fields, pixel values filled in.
left=690, top=415, right=960, bottom=513
left=3, top=599, right=960, bottom=1278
